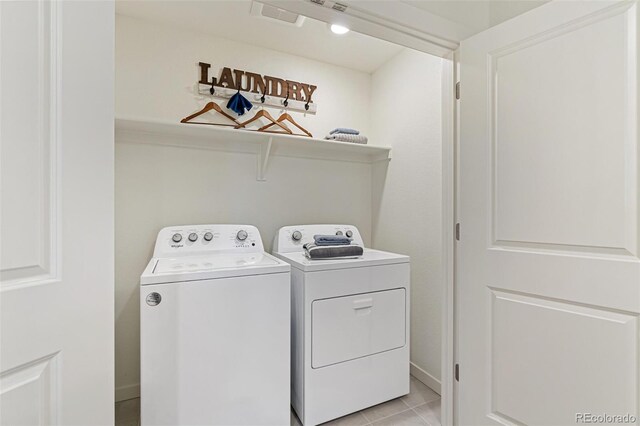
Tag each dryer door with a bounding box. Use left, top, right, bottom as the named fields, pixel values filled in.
left=311, top=288, right=406, bottom=368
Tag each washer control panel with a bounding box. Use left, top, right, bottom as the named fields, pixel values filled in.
left=273, top=224, right=364, bottom=253
left=154, top=224, right=263, bottom=257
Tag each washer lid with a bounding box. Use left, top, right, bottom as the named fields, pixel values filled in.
left=273, top=248, right=409, bottom=272
left=140, top=252, right=289, bottom=285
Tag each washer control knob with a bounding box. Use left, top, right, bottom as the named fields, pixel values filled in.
left=172, top=233, right=182, bottom=243
left=345, top=230, right=353, bottom=238
left=292, top=230, right=302, bottom=241
left=203, top=232, right=213, bottom=241
left=188, top=233, right=198, bottom=242
left=236, top=230, right=248, bottom=241
left=336, top=231, right=343, bottom=236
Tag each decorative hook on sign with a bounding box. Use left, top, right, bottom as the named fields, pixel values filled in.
left=304, top=96, right=310, bottom=111
left=283, top=85, right=290, bottom=108
left=209, top=77, right=216, bottom=95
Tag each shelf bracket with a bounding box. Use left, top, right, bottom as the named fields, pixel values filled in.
left=257, top=136, right=273, bottom=181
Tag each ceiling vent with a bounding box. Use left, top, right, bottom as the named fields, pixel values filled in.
left=308, top=0, right=348, bottom=12
left=332, top=2, right=348, bottom=12
left=250, top=1, right=306, bottom=27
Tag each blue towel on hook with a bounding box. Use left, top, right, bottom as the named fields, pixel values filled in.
left=227, top=91, right=253, bottom=115
left=329, top=128, right=359, bottom=135
left=314, top=234, right=351, bottom=246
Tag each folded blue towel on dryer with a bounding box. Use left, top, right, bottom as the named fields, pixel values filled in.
left=313, top=234, right=351, bottom=246
left=303, top=243, right=363, bottom=259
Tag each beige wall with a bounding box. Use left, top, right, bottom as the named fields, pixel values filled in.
left=115, top=14, right=372, bottom=138
left=115, top=14, right=375, bottom=401
left=115, top=145, right=374, bottom=400
left=115, top=14, right=444, bottom=400
left=371, top=49, right=443, bottom=391
left=405, top=0, right=548, bottom=36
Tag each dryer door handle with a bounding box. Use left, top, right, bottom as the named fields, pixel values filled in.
left=352, top=298, right=374, bottom=310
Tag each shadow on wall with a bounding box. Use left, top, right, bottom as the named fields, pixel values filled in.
left=369, top=49, right=443, bottom=391
left=372, top=160, right=390, bottom=234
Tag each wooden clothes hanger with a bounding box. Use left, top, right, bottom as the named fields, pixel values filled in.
left=235, top=108, right=292, bottom=134
left=180, top=101, right=242, bottom=127
left=258, top=112, right=312, bottom=137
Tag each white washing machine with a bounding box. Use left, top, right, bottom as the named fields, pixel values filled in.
left=140, top=224, right=290, bottom=426
left=272, top=224, right=410, bottom=425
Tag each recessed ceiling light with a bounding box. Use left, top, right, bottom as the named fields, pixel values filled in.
left=330, top=24, right=350, bottom=35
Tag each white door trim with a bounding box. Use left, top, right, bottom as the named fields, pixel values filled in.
left=440, top=49, right=457, bottom=426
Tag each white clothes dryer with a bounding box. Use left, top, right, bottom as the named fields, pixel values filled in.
left=272, top=224, right=410, bottom=425
left=140, top=224, right=290, bottom=426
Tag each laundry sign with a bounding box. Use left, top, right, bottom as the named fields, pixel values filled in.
left=198, top=62, right=317, bottom=103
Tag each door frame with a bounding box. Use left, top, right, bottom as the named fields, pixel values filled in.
left=440, top=50, right=457, bottom=426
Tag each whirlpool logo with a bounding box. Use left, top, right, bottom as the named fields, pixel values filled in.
left=146, top=293, right=162, bottom=306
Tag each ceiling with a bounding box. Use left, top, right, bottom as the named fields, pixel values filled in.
left=402, top=0, right=549, bottom=35
left=115, top=0, right=405, bottom=74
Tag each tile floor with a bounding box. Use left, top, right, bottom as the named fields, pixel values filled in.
left=115, top=376, right=441, bottom=426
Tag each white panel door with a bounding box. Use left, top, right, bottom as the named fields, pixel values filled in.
left=458, top=1, right=640, bottom=425
left=0, top=1, right=114, bottom=424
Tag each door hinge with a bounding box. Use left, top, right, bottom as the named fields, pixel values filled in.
left=455, top=223, right=460, bottom=241
left=455, top=82, right=460, bottom=100
left=455, top=363, right=460, bottom=382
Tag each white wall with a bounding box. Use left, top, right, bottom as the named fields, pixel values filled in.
left=403, top=0, right=548, bottom=38
left=115, top=15, right=375, bottom=400
left=370, top=50, right=443, bottom=391
left=116, top=14, right=371, bottom=138
left=488, top=1, right=549, bottom=27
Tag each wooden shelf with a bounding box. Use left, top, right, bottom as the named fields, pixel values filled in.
left=115, top=117, right=391, bottom=181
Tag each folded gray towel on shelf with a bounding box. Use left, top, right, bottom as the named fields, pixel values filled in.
left=329, top=128, right=360, bottom=135
left=314, top=234, right=351, bottom=246
left=324, top=133, right=368, bottom=144
left=304, top=243, right=364, bottom=259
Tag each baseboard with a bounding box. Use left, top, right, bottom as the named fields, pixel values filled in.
left=410, top=362, right=441, bottom=395
left=115, top=383, right=140, bottom=402
left=117, top=367, right=438, bottom=402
